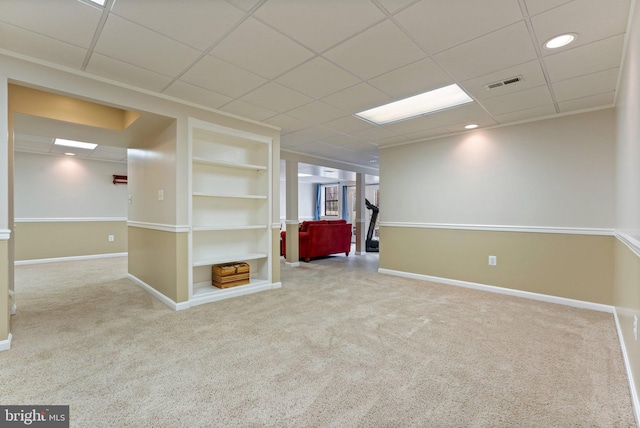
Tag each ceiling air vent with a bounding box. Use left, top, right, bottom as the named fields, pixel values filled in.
left=484, top=76, right=522, bottom=90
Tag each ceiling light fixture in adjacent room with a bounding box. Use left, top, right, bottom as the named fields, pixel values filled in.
left=54, top=138, right=98, bottom=150
left=355, top=84, right=473, bottom=125
left=64, top=152, right=76, bottom=156
left=298, top=173, right=312, bottom=177
left=465, top=124, right=479, bottom=129
left=544, top=33, right=577, bottom=49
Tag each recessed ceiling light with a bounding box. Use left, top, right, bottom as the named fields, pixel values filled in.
left=355, top=84, right=473, bottom=125
left=298, top=173, right=312, bottom=177
left=465, top=124, right=479, bottom=129
left=64, top=152, right=76, bottom=156
left=54, top=138, right=97, bottom=150
left=544, top=33, right=576, bottom=49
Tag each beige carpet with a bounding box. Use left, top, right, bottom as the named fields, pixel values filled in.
left=0, top=254, right=635, bottom=427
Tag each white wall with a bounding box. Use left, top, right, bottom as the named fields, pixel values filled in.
left=14, top=151, right=127, bottom=219
left=279, top=180, right=316, bottom=221
left=616, top=0, right=640, bottom=242
left=380, top=109, right=616, bottom=228
left=128, top=121, right=178, bottom=225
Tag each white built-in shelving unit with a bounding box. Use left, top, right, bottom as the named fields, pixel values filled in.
left=188, top=118, right=275, bottom=306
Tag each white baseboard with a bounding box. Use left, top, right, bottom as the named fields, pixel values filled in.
left=378, top=268, right=614, bottom=313
left=15, top=252, right=128, bottom=266
left=285, top=261, right=300, bottom=267
left=614, top=308, right=640, bottom=426
left=0, top=333, right=13, bottom=352
left=127, top=274, right=189, bottom=311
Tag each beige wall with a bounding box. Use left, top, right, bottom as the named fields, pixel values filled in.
left=14, top=221, right=127, bottom=261
left=380, top=227, right=614, bottom=305
left=0, top=240, right=8, bottom=343
left=615, top=0, right=640, bottom=414
left=128, top=226, right=187, bottom=303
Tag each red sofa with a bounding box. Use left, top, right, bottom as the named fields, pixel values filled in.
left=281, top=220, right=352, bottom=262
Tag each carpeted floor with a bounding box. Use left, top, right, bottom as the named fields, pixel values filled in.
left=0, top=254, right=635, bottom=427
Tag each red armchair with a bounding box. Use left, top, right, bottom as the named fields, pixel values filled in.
left=281, top=220, right=352, bottom=262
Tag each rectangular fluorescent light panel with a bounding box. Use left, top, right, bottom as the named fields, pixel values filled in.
left=88, top=0, right=106, bottom=6
left=54, top=138, right=98, bottom=150
left=355, top=84, right=473, bottom=125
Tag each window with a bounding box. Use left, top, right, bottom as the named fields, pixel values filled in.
left=324, top=185, right=339, bottom=216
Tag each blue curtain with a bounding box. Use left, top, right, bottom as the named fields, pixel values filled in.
left=314, top=184, right=321, bottom=220
left=341, top=186, right=348, bottom=220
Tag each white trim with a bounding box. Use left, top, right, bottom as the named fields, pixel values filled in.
left=0, top=334, right=12, bottom=352
left=127, top=221, right=190, bottom=233
left=355, top=251, right=367, bottom=255
left=15, top=252, right=127, bottom=266
left=616, top=231, right=640, bottom=258
left=284, top=220, right=300, bottom=225
left=380, top=222, right=614, bottom=236
left=271, top=223, right=281, bottom=229
left=0, top=229, right=10, bottom=240
left=285, top=261, right=300, bottom=268
left=614, top=308, right=640, bottom=426
left=378, top=268, right=614, bottom=313
left=189, top=281, right=282, bottom=307
left=15, top=217, right=127, bottom=223
left=127, top=274, right=190, bottom=311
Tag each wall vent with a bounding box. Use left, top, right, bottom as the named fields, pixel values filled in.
left=484, top=76, right=522, bottom=90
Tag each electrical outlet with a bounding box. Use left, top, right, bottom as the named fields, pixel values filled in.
left=108, top=235, right=114, bottom=242
left=157, top=189, right=164, bottom=201
left=634, top=315, right=638, bottom=341
left=128, top=194, right=132, bottom=204
left=488, top=255, right=497, bottom=266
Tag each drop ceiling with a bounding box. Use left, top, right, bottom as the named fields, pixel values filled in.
left=0, top=0, right=632, bottom=168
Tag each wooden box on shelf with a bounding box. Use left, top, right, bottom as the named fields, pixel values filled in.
left=212, top=262, right=250, bottom=289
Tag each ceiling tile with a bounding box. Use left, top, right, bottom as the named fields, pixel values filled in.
left=182, top=55, right=267, bottom=98
left=372, top=135, right=411, bottom=146
left=0, top=0, right=102, bottom=48
left=493, top=104, right=557, bottom=123
left=395, top=0, right=523, bottom=54
left=351, top=126, right=400, bottom=142
left=281, top=127, right=339, bottom=148
left=368, top=58, right=453, bottom=99
left=225, top=0, right=262, bottom=11
left=112, top=0, right=244, bottom=50
left=557, top=92, right=615, bottom=112
left=13, top=137, right=52, bottom=153
left=86, top=53, right=173, bottom=92
left=376, top=0, right=418, bottom=13
left=286, top=101, right=346, bottom=123
left=324, top=20, right=425, bottom=80
left=322, top=83, right=392, bottom=113
left=0, top=22, right=86, bottom=69
left=210, top=17, right=314, bottom=79
left=89, top=145, right=127, bottom=161
left=163, top=81, right=233, bottom=109
left=263, top=114, right=310, bottom=134
left=323, top=116, right=376, bottom=134
left=544, top=35, right=625, bottom=82
left=481, top=85, right=553, bottom=115
left=219, top=100, right=279, bottom=122
left=444, top=117, right=499, bottom=133
left=524, top=0, right=573, bottom=16
left=240, top=82, right=314, bottom=113
left=383, top=103, right=491, bottom=134
left=553, top=68, right=619, bottom=102
left=462, top=60, right=547, bottom=101
left=532, top=0, right=630, bottom=51
left=434, top=22, right=538, bottom=81
left=94, top=15, right=201, bottom=77
left=276, top=57, right=361, bottom=99
left=401, top=127, right=451, bottom=143
left=254, top=0, right=385, bottom=53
